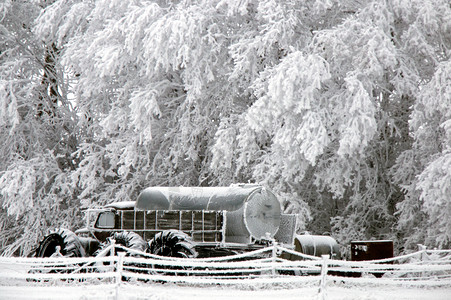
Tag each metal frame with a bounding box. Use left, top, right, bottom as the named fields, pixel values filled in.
left=87, top=208, right=226, bottom=245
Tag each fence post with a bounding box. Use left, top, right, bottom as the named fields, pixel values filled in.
left=271, top=242, right=278, bottom=277
left=418, top=244, right=427, bottom=261
left=110, top=239, right=116, bottom=257
left=115, top=252, right=125, bottom=300
left=418, top=244, right=427, bottom=278
left=318, top=254, right=329, bottom=300
left=116, top=252, right=125, bottom=283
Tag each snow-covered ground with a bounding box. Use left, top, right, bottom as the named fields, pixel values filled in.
left=2, top=246, right=451, bottom=300
left=1, top=282, right=451, bottom=300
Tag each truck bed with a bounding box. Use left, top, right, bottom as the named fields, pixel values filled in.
left=117, top=209, right=225, bottom=243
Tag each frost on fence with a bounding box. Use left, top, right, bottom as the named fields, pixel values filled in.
left=0, top=245, right=450, bottom=288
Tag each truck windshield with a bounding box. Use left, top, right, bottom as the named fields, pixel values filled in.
left=96, top=211, right=115, bottom=229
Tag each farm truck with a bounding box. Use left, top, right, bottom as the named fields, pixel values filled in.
left=34, top=184, right=340, bottom=260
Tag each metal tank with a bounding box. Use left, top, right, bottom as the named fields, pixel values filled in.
left=136, top=185, right=281, bottom=243
left=290, top=234, right=341, bottom=259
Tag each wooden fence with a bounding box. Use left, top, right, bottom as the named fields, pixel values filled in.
left=1, top=244, right=451, bottom=299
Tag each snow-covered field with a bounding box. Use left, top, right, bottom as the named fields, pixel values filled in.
left=1, top=282, right=451, bottom=300
left=1, top=246, right=451, bottom=300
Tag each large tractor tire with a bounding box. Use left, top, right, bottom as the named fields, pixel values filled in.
left=29, top=228, right=86, bottom=282
left=147, top=230, right=198, bottom=258
left=146, top=230, right=197, bottom=277
left=94, top=231, right=147, bottom=280
left=94, top=231, right=147, bottom=256
left=35, top=228, right=86, bottom=258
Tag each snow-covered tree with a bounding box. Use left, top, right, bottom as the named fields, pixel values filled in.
left=394, top=60, right=451, bottom=249
left=0, top=0, right=82, bottom=255
left=212, top=0, right=450, bottom=249
left=1, top=0, right=450, bottom=256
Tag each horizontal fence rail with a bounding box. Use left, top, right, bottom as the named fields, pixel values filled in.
left=1, top=245, right=451, bottom=295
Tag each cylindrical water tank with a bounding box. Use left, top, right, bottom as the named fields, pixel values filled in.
left=294, top=234, right=341, bottom=259
left=136, top=185, right=281, bottom=241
